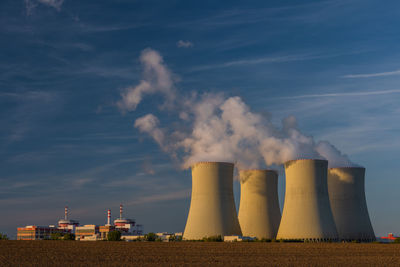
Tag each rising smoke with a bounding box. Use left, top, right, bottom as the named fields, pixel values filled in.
left=119, top=48, right=358, bottom=169
left=117, top=48, right=176, bottom=112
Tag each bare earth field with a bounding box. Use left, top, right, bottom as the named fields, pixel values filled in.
left=1, top=241, right=399, bottom=266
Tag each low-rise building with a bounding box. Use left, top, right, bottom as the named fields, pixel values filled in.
left=224, top=235, right=256, bottom=242
left=99, top=225, right=115, bottom=240
left=379, top=233, right=399, bottom=243
left=17, top=225, right=64, bottom=240
left=122, top=235, right=145, bottom=241
left=75, top=225, right=100, bottom=241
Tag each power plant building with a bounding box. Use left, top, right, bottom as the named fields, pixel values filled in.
left=75, top=225, right=101, bottom=240
left=114, top=204, right=136, bottom=233
left=328, top=167, right=375, bottom=241
left=277, top=159, right=338, bottom=241
left=16, top=205, right=143, bottom=240
left=238, top=169, right=281, bottom=239
left=183, top=162, right=242, bottom=240
left=57, top=206, right=79, bottom=233
left=17, top=225, right=65, bottom=240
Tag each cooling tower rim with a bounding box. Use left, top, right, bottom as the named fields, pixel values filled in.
left=328, top=166, right=365, bottom=170
left=239, top=169, right=278, bottom=174
left=284, top=158, right=327, bottom=164
left=191, top=161, right=234, bottom=168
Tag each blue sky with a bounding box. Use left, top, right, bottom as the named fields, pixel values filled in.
left=1, top=0, right=400, bottom=238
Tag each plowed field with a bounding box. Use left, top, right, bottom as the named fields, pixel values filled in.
left=1, top=241, right=399, bottom=266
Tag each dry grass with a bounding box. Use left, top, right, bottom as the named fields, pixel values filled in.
left=0, top=241, right=399, bottom=266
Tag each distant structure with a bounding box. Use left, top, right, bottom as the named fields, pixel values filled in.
left=277, top=159, right=338, bottom=241
left=106, top=209, right=112, bottom=226
left=75, top=225, right=101, bottom=241
left=380, top=233, right=399, bottom=242
left=57, top=206, right=79, bottom=232
left=99, top=209, right=115, bottom=240
left=17, top=225, right=64, bottom=240
left=183, top=162, right=242, bottom=240
left=114, top=204, right=136, bottom=233
left=238, top=169, right=281, bottom=239
left=328, top=167, right=375, bottom=241
left=17, top=205, right=143, bottom=240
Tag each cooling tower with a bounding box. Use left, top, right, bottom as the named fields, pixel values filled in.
left=238, top=170, right=281, bottom=239
left=276, top=159, right=338, bottom=241
left=183, top=162, right=242, bottom=240
left=328, top=167, right=375, bottom=241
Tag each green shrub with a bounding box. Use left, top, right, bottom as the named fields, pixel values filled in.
left=63, top=233, right=75, bottom=240
left=0, top=233, right=8, bottom=240
left=144, top=232, right=157, bottom=241
left=394, top=238, right=400, bottom=243
left=50, top=233, right=63, bottom=240
left=202, top=235, right=223, bottom=242
left=168, top=234, right=182, bottom=242
left=107, top=230, right=122, bottom=241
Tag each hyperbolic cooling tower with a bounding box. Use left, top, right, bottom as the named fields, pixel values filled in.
left=276, top=159, right=338, bottom=241
left=328, top=167, right=375, bottom=241
left=183, top=162, right=242, bottom=240
left=238, top=170, right=281, bottom=239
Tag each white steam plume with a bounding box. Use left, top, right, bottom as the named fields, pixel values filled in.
left=117, top=48, right=176, bottom=112
left=316, top=141, right=358, bottom=168
left=134, top=114, right=166, bottom=150
left=126, top=48, right=358, bottom=170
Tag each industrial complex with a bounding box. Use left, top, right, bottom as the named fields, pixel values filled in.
left=17, top=205, right=144, bottom=241
left=183, top=159, right=376, bottom=242
left=17, top=159, right=380, bottom=242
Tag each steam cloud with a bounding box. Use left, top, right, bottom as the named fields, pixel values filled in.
left=117, top=48, right=175, bottom=112
left=120, top=48, right=358, bottom=169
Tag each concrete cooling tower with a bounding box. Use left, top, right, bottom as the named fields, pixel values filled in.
left=328, top=167, right=375, bottom=241
left=238, top=170, right=281, bottom=239
left=277, top=159, right=338, bottom=241
left=183, top=162, right=242, bottom=240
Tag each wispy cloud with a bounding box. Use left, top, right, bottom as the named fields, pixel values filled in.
left=275, top=89, right=400, bottom=100
left=342, top=69, right=400, bottom=78
left=0, top=91, right=59, bottom=143
left=189, top=50, right=365, bottom=72
left=177, top=40, right=193, bottom=48
left=126, top=189, right=190, bottom=206
left=171, top=0, right=352, bottom=29
left=37, top=0, right=64, bottom=10
left=25, top=0, right=64, bottom=15
left=191, top=54, right=313, bottom=71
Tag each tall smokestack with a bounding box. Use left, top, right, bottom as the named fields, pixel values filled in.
left=120, top=204, right=123, bottom=219
left=65, top=206, right=68, bottom=220
left=183, top=162, right=242, bottom=240
left=107, top=209, right=111, bottom=226
left=277, top=159, right=338, bottom=241
left=238, top=169, right=281, bottom=239
left=328, top=167, right=375, bottom=241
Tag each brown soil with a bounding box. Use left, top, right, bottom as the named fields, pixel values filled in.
left=0, top=241, right=399, bottom=266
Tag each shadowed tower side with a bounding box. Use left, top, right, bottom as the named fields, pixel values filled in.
left=238, top=170, right=281, bottom=239
left=277, top=159, right=338, bottom=241
left=183, top=162, right=242, bottom=240
left=328, top=167, right=375, bottom=241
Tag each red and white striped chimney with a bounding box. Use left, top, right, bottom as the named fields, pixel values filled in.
left=120, top=204, right=123, bottom=219
left=107, top=209, right=111, bottom=225
left=65, top=206, right=68, bottom=220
